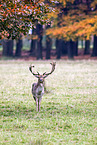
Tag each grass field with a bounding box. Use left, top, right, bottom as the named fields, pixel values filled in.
left=0, top=60, right=97, bottom=145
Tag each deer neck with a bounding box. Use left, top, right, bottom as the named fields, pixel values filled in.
left=37, top=81, right=44, bottom=88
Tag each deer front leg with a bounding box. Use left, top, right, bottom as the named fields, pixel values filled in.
left=36, top=97, right=38, bottom=112
left=38, top=97, right=42, bottom=112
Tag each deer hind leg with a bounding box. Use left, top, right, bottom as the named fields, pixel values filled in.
left=33, top=96, right=36, bottom=101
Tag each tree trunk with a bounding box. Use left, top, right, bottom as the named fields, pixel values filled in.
left=2, top=39, right=8, bottom=56
left=2, top=39, right=14, bottom=57
left=36, top=24, right=43, bottom=60
left=61, top=40, right=67, bottom=55
left=84, top=40, right=90, bottom=55
left=56, top=39, right=62, bottom=59
left=30, top=39, right=37, bottom=56
left=92, top=35, right=97, bottom=56
left=46, top=35, right=52, bottom=59
left=30, top=29, right=37, bottom=56
left=67, top=40, right=74, bottom=59
left=7, top=40, right=14, bottom=56
left=15, top=37, right=23, bottom=57
left=36, top=37, right=43, bottom=59
left=46, top=25, right=52, bottom=59
left=74, top=40, right=78, bottom=56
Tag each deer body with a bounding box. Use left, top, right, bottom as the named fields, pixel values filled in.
left=29, top=62, right=56, bottom=112
left=32, top=82, right=44, bottom=112
left=32, top=83, right=44, bottom=98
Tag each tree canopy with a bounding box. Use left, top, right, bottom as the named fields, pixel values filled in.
left=47, top=0, right=97, bottom=40
left=0, top=0, right=97, bottom=40
left=0, top=0, right=54, bottom=39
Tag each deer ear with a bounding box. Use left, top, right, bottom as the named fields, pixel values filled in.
left=34, top=75, right=40, bottom=78
left=50, top=62, right=56, bottom=65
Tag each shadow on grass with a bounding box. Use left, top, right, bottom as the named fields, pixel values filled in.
left=0, top=101, right=94, bottom=120
left=29, top=140, right=44, bottom=145
left=0, top=103, right=35, bottom=119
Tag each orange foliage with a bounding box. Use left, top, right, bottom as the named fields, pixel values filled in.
left=47, top=0, right=97, bottom=40
left=0, top=0, right=53, bottom=39
left=1, top=0, right=97, bottom=40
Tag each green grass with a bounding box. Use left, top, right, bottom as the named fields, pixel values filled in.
left=0, top=60, right=97, bottom=145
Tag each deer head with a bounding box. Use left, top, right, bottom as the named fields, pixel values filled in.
left=29, top=62, right=56, bottom=83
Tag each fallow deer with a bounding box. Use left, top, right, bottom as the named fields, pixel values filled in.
left=29, top=62, right=56, bottom=112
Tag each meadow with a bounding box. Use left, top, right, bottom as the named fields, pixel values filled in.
left=0, top=60, right=97, bottom=145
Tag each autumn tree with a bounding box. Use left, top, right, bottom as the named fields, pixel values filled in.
left=0, top=0, right=54, bottom=39
left=1, top=0, right=97, bottom=58
left=47, top=0, right=97, bottom=58
left=47, top=0, right=97, bottom=39
left=0, top=0, right=56, bottom=57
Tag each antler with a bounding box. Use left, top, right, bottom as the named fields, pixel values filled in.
left=29, top=65, right=40, bottom=78
left=43, top=62, right=56, bottom=78
left=29, top=62, right=56, bottom=78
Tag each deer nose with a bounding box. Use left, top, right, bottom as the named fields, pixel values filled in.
left=40, top=78, right=43, bottom=83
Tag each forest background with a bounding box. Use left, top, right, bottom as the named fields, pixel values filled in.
left=0, top=0, right=97, bottom=60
